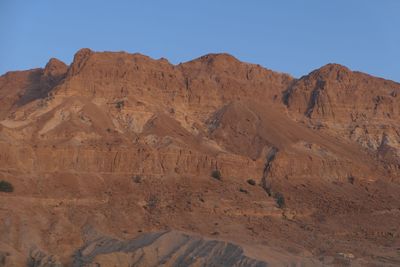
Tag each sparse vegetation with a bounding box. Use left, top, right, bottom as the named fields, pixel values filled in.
left=347, top=175, right=355, bottom=184
left=132, top=175, right=142, bottom=184
left=115, top=100, right=124, bottom=109
left=239, top=188, right=248, bottom=194
left=247, top=179, right=256, bottom=186
left=265, top=187, right=272, bottom=197
left=37, top=99, right=48, bottom=108
left=146, top=195, right=159, bottom=210
left=211, top=170, right=222, bottom=180
left=273, top=192, right=285, bottom=208
left=0, top=180, right=13, bottom=193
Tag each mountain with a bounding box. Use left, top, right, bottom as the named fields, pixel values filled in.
left=0, top=49, right=399, bottom=266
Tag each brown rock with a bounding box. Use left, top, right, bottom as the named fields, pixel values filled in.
left=0, top=49, right=399, bottom=266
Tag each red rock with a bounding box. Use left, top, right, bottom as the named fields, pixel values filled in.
left=0, top=49, right=399, bottom=266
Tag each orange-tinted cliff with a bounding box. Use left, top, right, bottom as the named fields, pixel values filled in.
left=0, top=49, right=399, bottom=266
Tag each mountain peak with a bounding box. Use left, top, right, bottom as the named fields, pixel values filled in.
left=68, top=48, right=94, bottom=75
left=44, top=58, right=68, bottom=77
left=308, top=63, right=352, bottom=81
left=199, top=52, right=238, bottom=61
left=74, top=47, right=93, bottom=58
left=189, top=53, right=239, bottom=65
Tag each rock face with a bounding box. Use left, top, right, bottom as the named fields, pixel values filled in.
left=73, top=231, right=307, bottom=267
left=0, top=49, right=399, bottom=266
left=284, top=64, right=400, bottom=175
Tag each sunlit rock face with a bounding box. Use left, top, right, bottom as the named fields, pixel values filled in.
left=0, top=49, right=399, bottom=267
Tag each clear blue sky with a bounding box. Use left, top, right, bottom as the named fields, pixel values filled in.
left=1, top=1, right=399, bottom=81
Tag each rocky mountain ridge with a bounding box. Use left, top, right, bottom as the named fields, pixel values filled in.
left=0, top=49, right=399, bottom=266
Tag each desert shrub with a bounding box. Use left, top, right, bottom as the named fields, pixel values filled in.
left=132, top=175, right=142, bottom=184
left=347, top=175, right=355, bottom=184
left=247, top=179, right=256, bottom=186
left=147, top=195, right=158, bottom=210
left=239, top=188, right=248, bottom=194
left=265, top=186, right=272, bottom=197
left=211, top=170, right=221, bottom=180
left=273, top=192, right=285, bottom=208
left=115, top=100, right=124, bottom=109
left=0, top=180, right=13, bottom=193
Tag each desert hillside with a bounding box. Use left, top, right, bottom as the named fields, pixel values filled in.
left=0, top=49, right=399, bottom=266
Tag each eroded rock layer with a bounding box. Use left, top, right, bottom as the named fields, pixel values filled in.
left=0, top=49, right=399, bottom=266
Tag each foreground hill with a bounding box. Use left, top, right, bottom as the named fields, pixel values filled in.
left=0, top=49, right=399, bottom=266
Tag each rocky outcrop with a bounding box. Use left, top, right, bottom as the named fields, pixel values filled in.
left=0, top=142, right=260, bottom=179
left=73, top=231, right=320, bottom=267
left=16, top=59, right=67, bottom=107
left=285, top=63, right=400, bottom=175
left=28, top=249, right=63, bottom=267
left=0, top=69, right=42, bottom=119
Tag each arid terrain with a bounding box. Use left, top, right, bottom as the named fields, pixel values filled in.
left=0, top=49, right=399, bottom=266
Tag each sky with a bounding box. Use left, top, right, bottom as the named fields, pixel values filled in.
left=1, top=0, right=399, bottom=81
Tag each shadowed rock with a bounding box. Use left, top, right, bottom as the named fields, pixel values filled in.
left=73, top=231, right=270, bottom=267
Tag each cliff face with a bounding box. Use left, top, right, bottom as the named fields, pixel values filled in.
left=284, top=64, right=400, bottom=174
left=0, top=49, right=399, bottom=266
